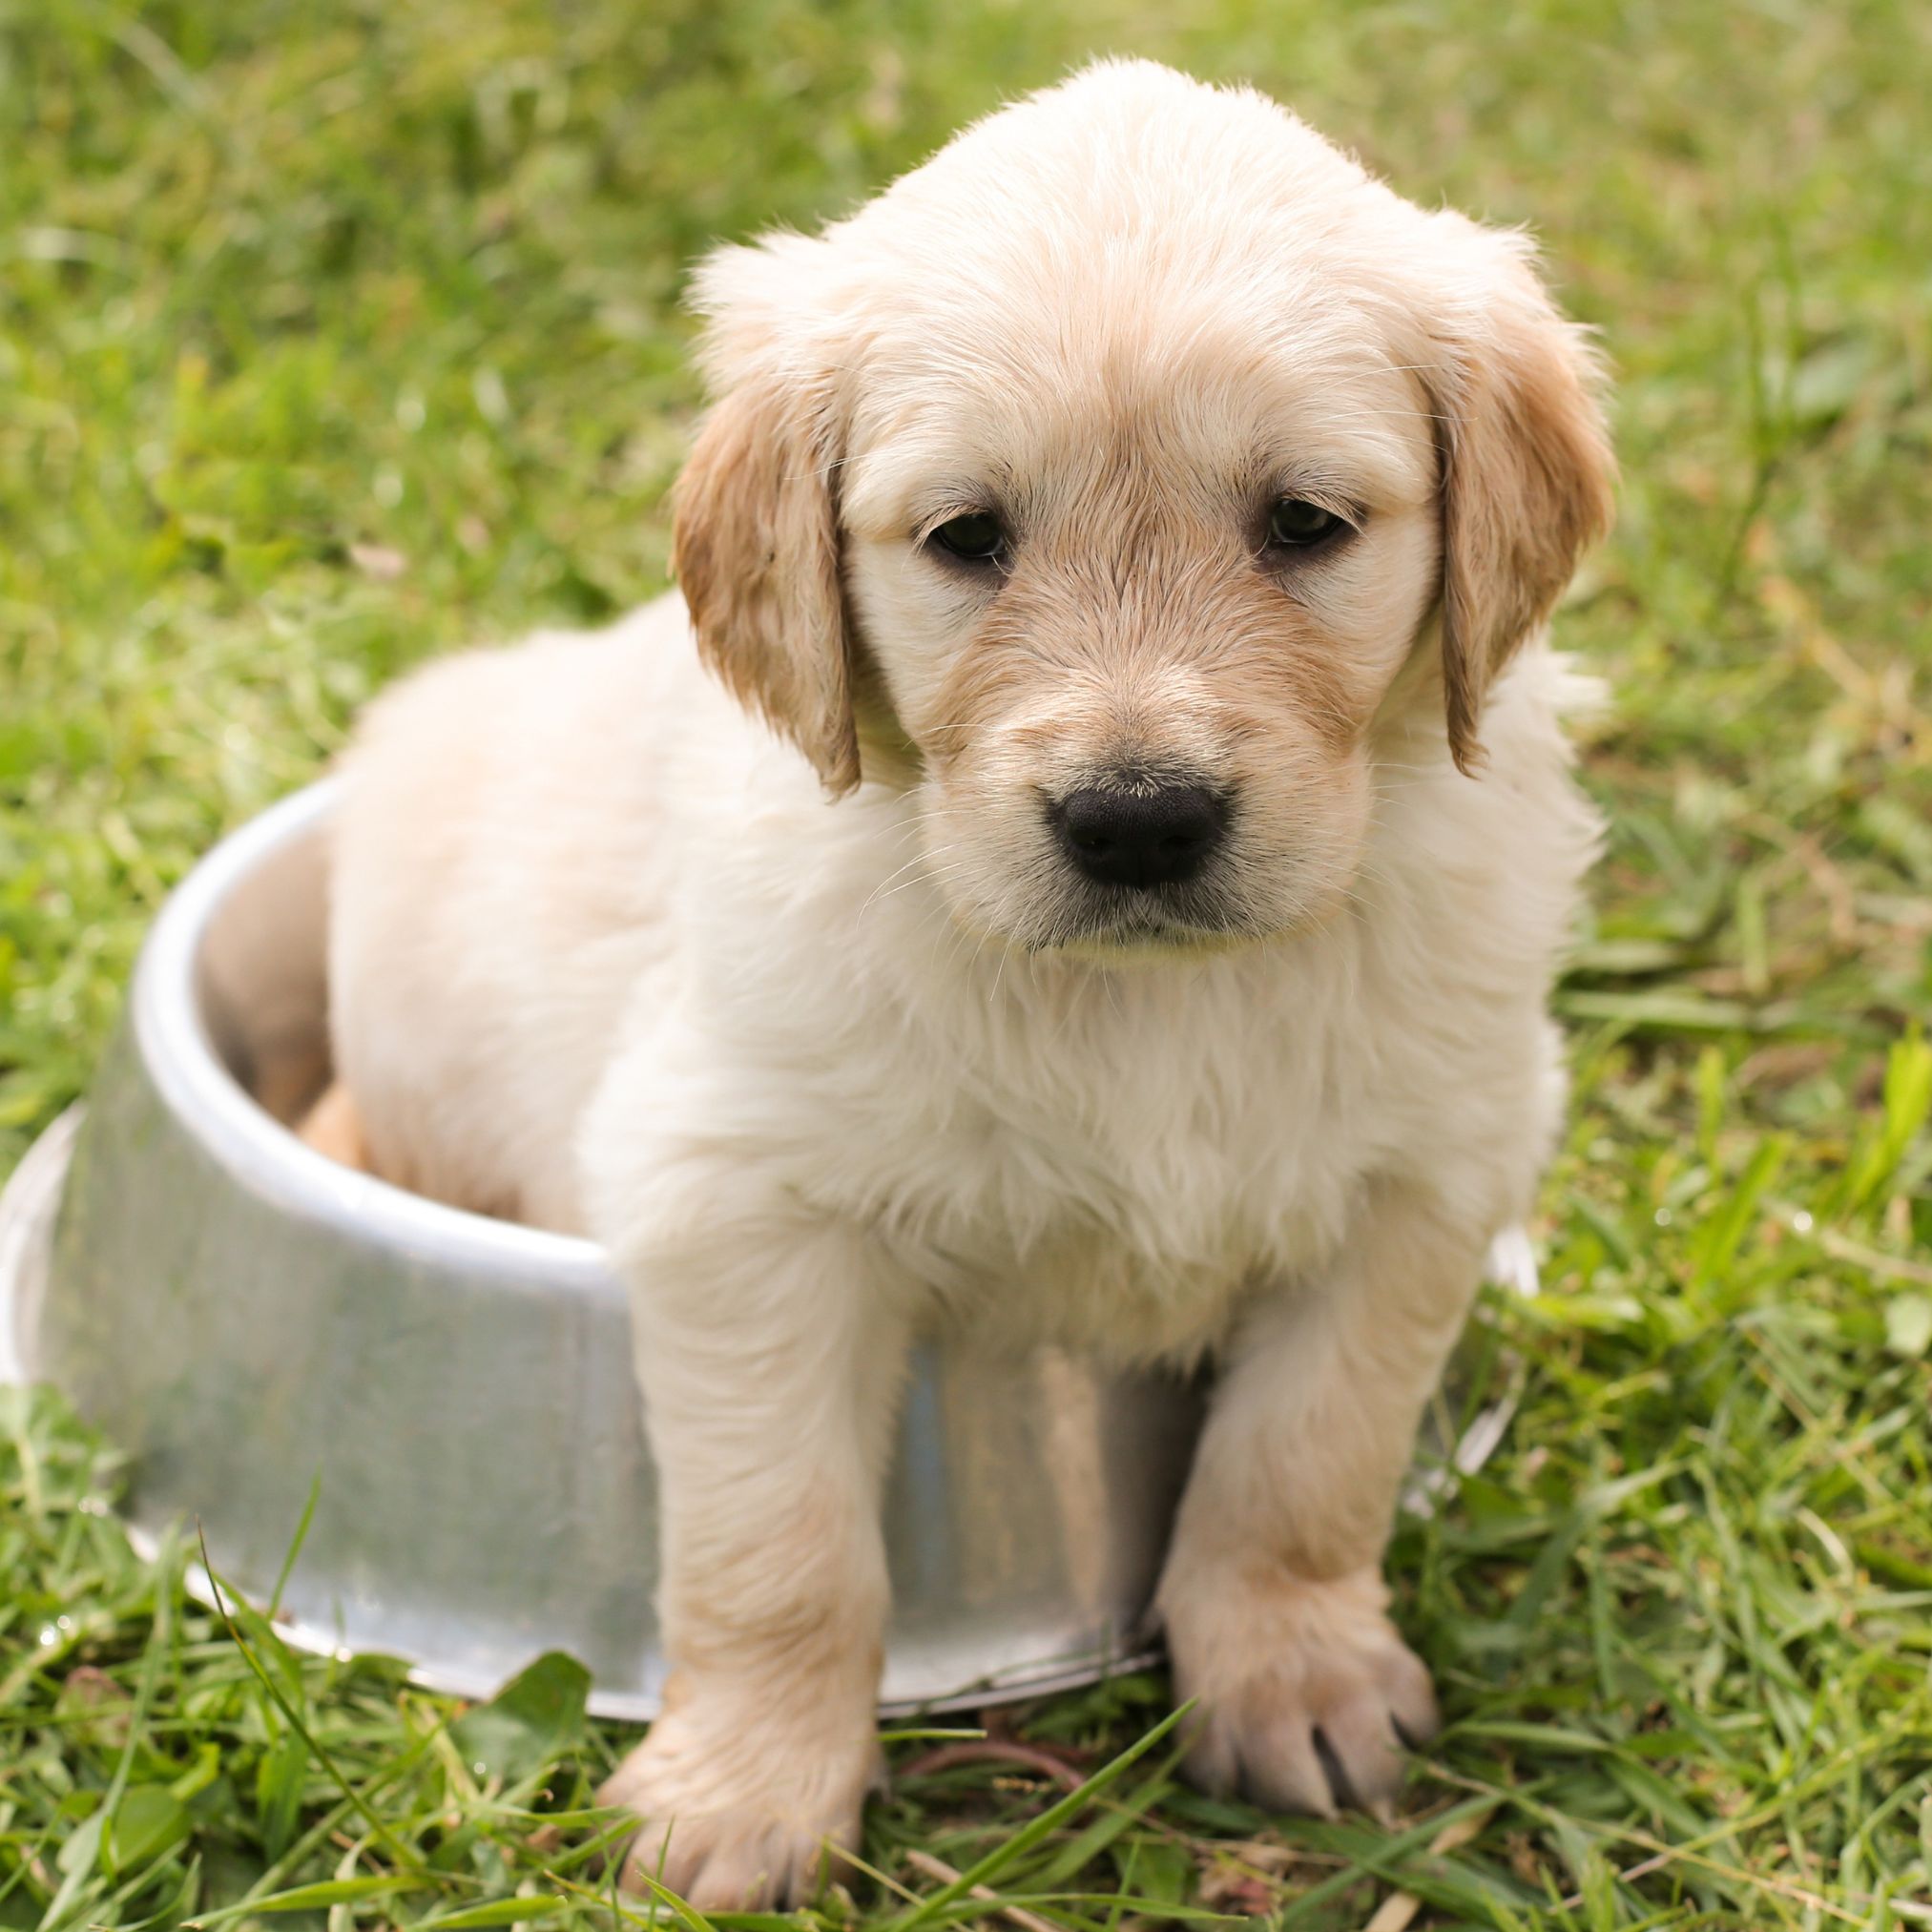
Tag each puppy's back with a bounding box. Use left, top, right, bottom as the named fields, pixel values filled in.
left=325, top=600, right=694, bottom=1232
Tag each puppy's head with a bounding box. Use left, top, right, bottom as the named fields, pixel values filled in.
left=675, top=60, right=1612, bottom=955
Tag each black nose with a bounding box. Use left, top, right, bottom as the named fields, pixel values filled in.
left=1050, top=780, right=1229, bottom=889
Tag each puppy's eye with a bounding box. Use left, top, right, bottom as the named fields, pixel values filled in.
left=930, top=511, right=1007, bottom=562
left=1266, top=498, right=1349, bottom=550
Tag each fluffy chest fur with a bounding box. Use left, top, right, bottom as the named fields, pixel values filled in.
left=792, top=951, right=1381, bottom=1351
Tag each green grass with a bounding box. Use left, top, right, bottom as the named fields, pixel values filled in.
left=4, top=0, right=1931, bottom=1925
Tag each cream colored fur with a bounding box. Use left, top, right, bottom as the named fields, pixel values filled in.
left=323, top=59, right=1611, bottom=1907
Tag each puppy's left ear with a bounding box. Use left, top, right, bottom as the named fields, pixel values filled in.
left=673, top=239, right=861, bottom=796
left=1426, top=224, right=1615, bottom=773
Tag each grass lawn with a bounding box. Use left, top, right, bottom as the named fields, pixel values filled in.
left=5, top=1, right=1932, bottom=1925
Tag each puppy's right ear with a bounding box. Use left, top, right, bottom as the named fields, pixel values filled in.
left=673, top=239, right=860, bottom=796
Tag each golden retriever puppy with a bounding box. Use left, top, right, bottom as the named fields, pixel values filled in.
left=322, top=58, right=1611, bottom=1908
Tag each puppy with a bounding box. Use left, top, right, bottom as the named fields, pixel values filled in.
left=321, top=59, right=1611, bottom=1908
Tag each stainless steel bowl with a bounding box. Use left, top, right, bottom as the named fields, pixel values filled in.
left=0, top=781, right=1208, bottom=1716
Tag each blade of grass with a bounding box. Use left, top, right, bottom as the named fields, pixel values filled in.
left=884, top=1706, right=1193, bottom=1932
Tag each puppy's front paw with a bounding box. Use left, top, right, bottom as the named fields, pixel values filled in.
left=1161, top=1563, right=1437, bottom=1819
left=598, top=1688, right=881, bottom=1909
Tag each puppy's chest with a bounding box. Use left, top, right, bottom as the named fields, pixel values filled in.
left=862, top=1000, right=1370, bottom=1354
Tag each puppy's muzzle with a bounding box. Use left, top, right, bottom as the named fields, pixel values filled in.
left=1049, top=778, right=1231, bottom=890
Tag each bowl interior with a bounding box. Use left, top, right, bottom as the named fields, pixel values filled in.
left=193, top=809, right=335, bottom=1132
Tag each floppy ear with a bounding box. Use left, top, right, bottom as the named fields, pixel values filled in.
left=673, top=246, right=859, bottom=796
left=1427, top=236, right=1615, bottom=773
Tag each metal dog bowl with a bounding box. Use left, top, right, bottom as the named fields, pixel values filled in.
left=0, top=781, right=1213, bottom=1716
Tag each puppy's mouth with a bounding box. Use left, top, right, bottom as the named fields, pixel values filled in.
left=1027, top=883, right=1261, bottom=958
left=1055, top=925, right=1251, bottom=962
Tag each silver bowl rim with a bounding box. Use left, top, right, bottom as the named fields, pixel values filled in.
left=137, top=779, right=619, bottom=1298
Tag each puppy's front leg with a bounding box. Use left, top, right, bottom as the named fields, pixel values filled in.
left=1157, top=1178, right=1490, bottom=1818
left=598, top=1203, right=911, bottom=1909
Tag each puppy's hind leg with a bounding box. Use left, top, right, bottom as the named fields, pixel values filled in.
left=296, top=1080, right=370, bottom=1172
